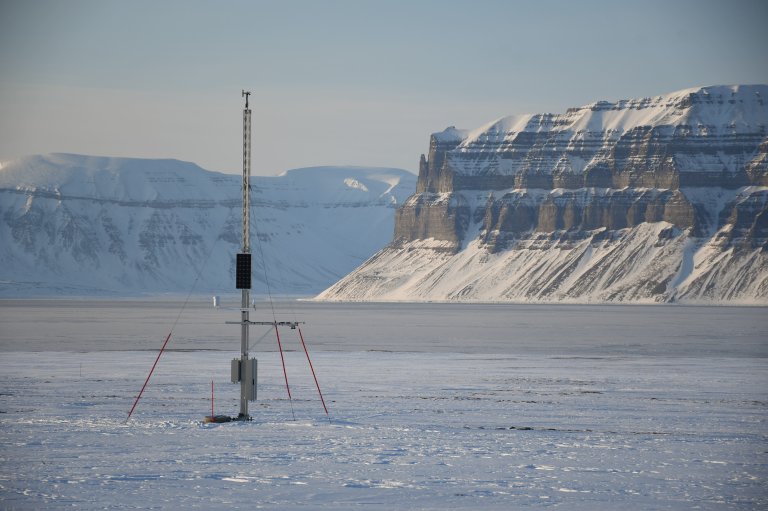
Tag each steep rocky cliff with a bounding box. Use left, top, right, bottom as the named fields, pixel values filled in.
left=318, top=85, right=768, bottom=304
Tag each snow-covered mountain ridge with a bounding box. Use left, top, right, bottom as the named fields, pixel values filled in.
left=0, top=153, right=416, bottom=296
left=318, top=85, right=768, bottom=304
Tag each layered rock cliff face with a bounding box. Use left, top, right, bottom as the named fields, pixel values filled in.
left=319, top=85, right=768, bottom=304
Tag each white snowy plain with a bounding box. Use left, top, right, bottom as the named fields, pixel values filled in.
left=0, top=299, right=766, bottom=510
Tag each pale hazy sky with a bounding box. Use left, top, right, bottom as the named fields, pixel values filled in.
left=1, top=0, right=767, bottom=175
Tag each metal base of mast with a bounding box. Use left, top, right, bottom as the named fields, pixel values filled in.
left=239, top=289, right=251, bottom=419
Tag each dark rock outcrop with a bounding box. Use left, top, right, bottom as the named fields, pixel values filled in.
left=399, top=85, right=768, bottom=249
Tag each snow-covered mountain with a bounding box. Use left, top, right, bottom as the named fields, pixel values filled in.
left=318, top=85, right=768, bottom=304
left=0, top=153, right=415, bottom=296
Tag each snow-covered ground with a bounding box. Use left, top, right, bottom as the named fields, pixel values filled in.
left=0, top=155, right=416, bottom=297
left=1, top=300, right=766, bottom=509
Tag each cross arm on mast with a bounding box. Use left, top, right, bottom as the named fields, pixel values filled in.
left=226, top=320, right=305, bottom=329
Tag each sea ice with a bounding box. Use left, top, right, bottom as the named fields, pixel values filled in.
left=0, top=300, right=765, bottom=509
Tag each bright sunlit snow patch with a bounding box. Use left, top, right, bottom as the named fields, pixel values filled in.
left=343, top=177, right=369, bottom=192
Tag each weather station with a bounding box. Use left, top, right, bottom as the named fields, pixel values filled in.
left=204, top=91, right=326, bottom=423
left=126, top=91, right=328, bottom=425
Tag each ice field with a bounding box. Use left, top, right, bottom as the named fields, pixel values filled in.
left=0, top=300, right=766, bottom=509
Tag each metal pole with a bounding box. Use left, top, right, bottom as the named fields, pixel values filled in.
left=239, top=91, right=252, bottom=419
left=240, top=290, right=249, bottom=418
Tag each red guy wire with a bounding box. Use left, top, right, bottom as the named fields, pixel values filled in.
left=274, top=326, right=292, bottom=400
left=126, top=331, right=172, bottom=421
left=297, top=327, right=329, bottom=417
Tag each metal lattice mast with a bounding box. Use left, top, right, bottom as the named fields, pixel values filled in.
left=226, top=90, right=312, bottom=422
left=218, top=90, right=321, bottom=424
left=239, top=90, right=252, bottom=419
left=242, top=91, right=251, bottom=254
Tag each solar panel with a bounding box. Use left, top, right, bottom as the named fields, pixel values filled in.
left=236, top=253, right=251, bottom=289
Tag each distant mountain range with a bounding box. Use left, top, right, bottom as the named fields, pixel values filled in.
left=4, top=85, right=766, bottom=304
left=0, top=153, right=415, bottom=297
left=318, top=85, right=768, bottom=304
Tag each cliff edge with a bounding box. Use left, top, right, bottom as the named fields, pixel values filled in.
left=318, top=85, right=768, bottom=304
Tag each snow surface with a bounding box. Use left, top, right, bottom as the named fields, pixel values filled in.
left=458, top=85, right=768, bottom=148
left=439, top=84, right=768, bottom=178
left=432, top=126, right=471, bottom=143
left=1, top=300, right=766, bottom=510
left=318, top=185, right=768, bottom=304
